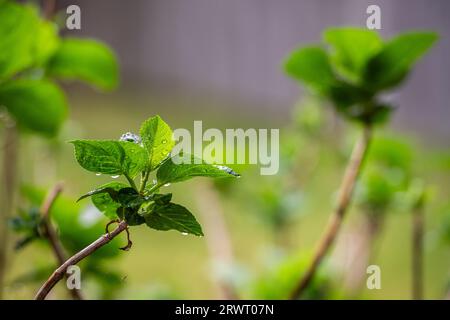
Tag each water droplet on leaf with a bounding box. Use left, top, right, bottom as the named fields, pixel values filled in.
left=111, top=175, right=120, bottom=179
left=119, top=132, right=142, bottom=144
left=214, top=165, right=239, bottom=177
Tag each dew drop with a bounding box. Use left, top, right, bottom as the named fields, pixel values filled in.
left=164, top=183, right=171, bottom=187
left=95, top=173, right=102, bottom=176
left=119, top=132, right=141, bottom=144
left=111, top=175, right=120, bottom=179
left=181, top=232, right=188, bottom=236
left=214, top=165, right=239, bottom=177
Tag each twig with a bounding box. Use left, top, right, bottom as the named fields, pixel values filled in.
left=105, top=219, right=119, bottom=234
left=39, top=183, right=84, bottom=300
left=290, top=125, right=372, bottom=299
left=119, top=226, right=132, bottom=251
left=35, top=220, right=128, bottom=300
left=412, top=206, right=424, bottom=300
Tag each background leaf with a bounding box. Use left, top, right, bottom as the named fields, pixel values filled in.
left=140, top=115, right=174, bottom=170
left=47, top=38, right=119, bottom=91
left=363, top=32, right=438, bottom=90
left=0, top=1, right=38, bottom=79
left=284, top=46, right=336, bottom=94
left=324, top=27, right=382, bottom=82
left=71, top=140, right=147, bottom=178
left=0, top=79, right=67, bottom=136
left=34, top=21, right=60, bottom=65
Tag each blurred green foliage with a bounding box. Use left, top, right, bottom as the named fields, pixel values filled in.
left=357, top=135, right=413, bottom=214
left=19, top=185, right=121, bottom=258
left=247, top=253, right=339, bottom=299
left=284, top=28, right=437, bottom=124
left=0, top=0, right=118, bottom=137
left=2, top=11, right=448, bottom=299
left=9, top=185, right=123, bottom=298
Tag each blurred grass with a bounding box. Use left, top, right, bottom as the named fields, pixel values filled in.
left=3, top=88, right=450, bottom=299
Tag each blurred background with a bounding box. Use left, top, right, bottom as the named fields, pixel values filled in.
left=1, top=0, right=449, bottom=299
left=61, top=0, right=450, bottom=141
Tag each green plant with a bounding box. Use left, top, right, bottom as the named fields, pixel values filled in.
left=0, top=1, right=118, bottom=136
left=34, top=115, right=240, bottom=299
left=0, top=0, right=118, bottom=298
left=284, top=27, right=437, bottom=298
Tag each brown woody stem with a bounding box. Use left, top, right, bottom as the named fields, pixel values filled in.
left=290, top=125, right=372, bottom=299
left=40, top=183, right=84, bottom=300
left=35, top=220, right=128, bottom=300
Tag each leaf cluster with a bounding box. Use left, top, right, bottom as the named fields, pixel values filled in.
left=284, top=28, right=438, bottom=125
left=0, top=0, right=118, bottom=136
left=73, top=115, right=240, bottom=236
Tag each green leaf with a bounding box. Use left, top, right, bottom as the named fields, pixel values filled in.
left=364, top=32, right=438, bottom=90
left=0, top=79, right=67, bottom=136
left=367, top=136, right=413, bottom=170
left=156, top=154, right=240, bottom=185
left=143, top=202, right=203, bottom=236
left=70, top=140, right=147, bottom=178
left=47, top=38, right=119, bottom=91
left=327, top=81, right=373, bottom=111
left=79, top=186, right=145, bottom=218
left=90, top=182, right=128, bottom=219
left=150, top=193, right=172, bottom=205
left=0, top=2, right=38, bottom=79
left=118, top=207, right=145, bottom=226
left=284, top=46, right=336, bottom=93
left=78, top=185, right=120, bottom=202
left=34, top=21, right=60, bottom=65
left=324, top=27, right=382, bottom=81
left=116, top=188, right=143, bottom=208
left=140, top=115, right=174, bottom=170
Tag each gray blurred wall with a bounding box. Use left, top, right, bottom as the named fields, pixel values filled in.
left=59, top=0, right=450, bottom=142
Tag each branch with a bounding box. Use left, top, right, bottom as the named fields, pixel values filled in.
left=35, top=220, right=128, bottom=300
left=290, top=125, right=372, bottom=299
left=39, top=183, right=84, bottom=300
